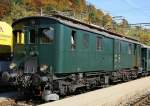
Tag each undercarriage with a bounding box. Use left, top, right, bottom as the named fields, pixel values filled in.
left=16, top=68, right=140, bottom=101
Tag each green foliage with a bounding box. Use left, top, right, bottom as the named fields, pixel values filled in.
left=10, top=0, right=23, bottom=4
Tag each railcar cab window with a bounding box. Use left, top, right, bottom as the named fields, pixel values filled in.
left=71, top=30, right=77, bottom=50
left=28, top=29, right=36, bottom=44
left=39, top=27, right=54, bottom=44
left=96, top=36, right=103, bottom=51
left=13, top=30, right=24, bottom=44
left=133, top=44, right=137, bottom=55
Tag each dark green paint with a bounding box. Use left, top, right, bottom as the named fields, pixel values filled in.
left=12, top=17, right=141, bottom=74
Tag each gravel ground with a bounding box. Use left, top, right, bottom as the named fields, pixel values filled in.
left=39, top=77, right=150, bottom=106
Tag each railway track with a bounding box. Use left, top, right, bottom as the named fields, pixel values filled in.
left=0, top=92, right=17, bottom=106
left=130, top=94, right=150, bottom=106
left=0, top=91, right=44, bottom=106
left=0, top=92, right=33, bottom=106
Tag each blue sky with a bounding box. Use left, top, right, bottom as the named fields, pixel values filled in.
left=86, top=0, right=150, bottom=24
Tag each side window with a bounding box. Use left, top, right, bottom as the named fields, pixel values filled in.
left=134, top=45, right=136, bottom=55
left=133, top=44, right=136, bottom=55
left=83, top=34, right=89, bottom=48
left=71, top=30, right=76, bottom=50
left=149, top=50, right=150, bottom=59
left=96, top=36, right=102, bottom=51
left=128, top=44, right=132, bottom=54
left=39, top=27, right=54, bottom=44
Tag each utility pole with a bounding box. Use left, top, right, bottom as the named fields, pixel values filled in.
left=112, top=16, right=126, bottom=33
left=112, top=16, right=125, bottom=20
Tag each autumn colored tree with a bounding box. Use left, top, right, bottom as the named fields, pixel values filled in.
left=0, top=0, right=10, bottom=19
left=86, top=4, right=96, bottom=23
left=102, top=14, right=113, bottom=30
left=2, top=0, right=34, bottom=24
left=0, top=0, right=150, bottom=45
left=95, top=9, right=104, bottom=26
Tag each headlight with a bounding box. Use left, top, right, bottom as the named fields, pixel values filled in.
left=30, top=51, right=35, bottom=56
left=30, top=51, right=38, bottom=56
left=40, top=65, right=48, bottom=72
left=9, top=63, right=17, bottom=69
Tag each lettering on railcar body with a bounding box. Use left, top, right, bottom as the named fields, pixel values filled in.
left=0, top=26, right=4, bottom=32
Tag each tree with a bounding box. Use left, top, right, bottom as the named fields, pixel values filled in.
left=0, top=0, right=10, bottom=19
left=102, top=14, right=113, bottom=30
left=86, top=4, right=96, bottom=23
left=2, top=2, right=34, bottom=24
left=95, top=9, right=104, bottom=26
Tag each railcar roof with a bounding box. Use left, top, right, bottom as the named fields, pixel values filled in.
left=12, top=15, right=141, bottom=45
left=141, top=44, right=150, bottom=49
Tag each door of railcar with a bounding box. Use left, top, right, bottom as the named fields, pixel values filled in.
left=23, top=26, right=38, bottom=74
left=141, top=48, right=147, bottom=71
left=133, top=44, right=141, bottom=68
left=37, top=24, right=55, bottom=73
left=114, top=39, right=121, bottom=70
left=133, top=44, right=138, bottom=67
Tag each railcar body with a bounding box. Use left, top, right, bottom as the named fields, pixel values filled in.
left=11, top=15, right=142, bottom=101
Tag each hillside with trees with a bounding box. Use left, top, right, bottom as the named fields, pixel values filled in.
left=0, top=0, right=150, bottom=45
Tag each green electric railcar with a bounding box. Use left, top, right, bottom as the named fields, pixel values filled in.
left=10, top=15, right=142, bottom=101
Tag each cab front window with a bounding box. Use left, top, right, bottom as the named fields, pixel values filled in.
left=28, top=29, right=36, bottom=44
left=13, top=30, right=24, bottom=44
